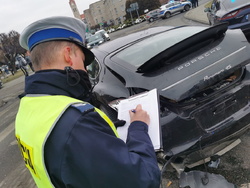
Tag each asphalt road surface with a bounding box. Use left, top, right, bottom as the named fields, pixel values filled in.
left=0, top=9, right=249, bottom=188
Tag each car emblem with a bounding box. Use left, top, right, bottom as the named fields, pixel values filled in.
left=177, top=46, right=222, bottom=71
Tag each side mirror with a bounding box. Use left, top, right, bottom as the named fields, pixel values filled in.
left=204, top=8, right=211, bottom=12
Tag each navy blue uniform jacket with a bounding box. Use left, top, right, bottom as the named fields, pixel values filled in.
left=25, top=70, right=161, bottom=188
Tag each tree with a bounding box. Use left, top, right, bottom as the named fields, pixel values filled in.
left=90, top=24, right=100, bottom=31
left=125, top=0, right=161, bottom=20
left=0, top=30, right=26, bottom=73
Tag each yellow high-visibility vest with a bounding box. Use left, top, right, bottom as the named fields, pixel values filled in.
left=15, top=95, right=118, bottom=188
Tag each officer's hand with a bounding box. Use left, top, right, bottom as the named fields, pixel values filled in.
left=129, top=104, right=150, bottom=125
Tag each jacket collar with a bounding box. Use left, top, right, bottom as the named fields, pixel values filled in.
left=25, top=69, right=91, bottom=101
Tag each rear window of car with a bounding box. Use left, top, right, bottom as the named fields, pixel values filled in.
left=165, top=3, right=174, bottom=8
left=96, top=30, right=106, bottom=35
left=114, top=27, right=206, bottom=68
left=88, top=33, right=102, bottom=42
left=150, top=9, right=159, bottom=14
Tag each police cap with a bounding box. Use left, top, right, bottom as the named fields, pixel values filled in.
left=19, top=16, right=95, bottom=66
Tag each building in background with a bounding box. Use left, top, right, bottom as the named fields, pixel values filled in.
left=83, top=0, right=126, bottom=30
left=78, top=0, right=165, bottom=30
left=69, top=0, right=81, bottom=19
left=88, top=1, right=107, bottom=28
left=102, top=0, right=126, bottom=26
left=84, top=9, right=95, bottom=32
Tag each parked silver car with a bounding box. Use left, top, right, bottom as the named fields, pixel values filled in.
left=159, top=1, right=192, bottom=19
left=145, top=9, right=161, bottom=22
left=86, top=33, right=105, bottom=49
left=95, top=29, right=110, bottom=41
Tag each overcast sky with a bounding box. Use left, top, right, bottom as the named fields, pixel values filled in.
left=0, top=0, right=97, bottom=34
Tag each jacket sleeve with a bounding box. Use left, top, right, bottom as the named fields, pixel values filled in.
left=45, top=107, right=161, bottom=188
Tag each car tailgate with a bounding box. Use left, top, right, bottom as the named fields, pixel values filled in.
left=156, top=29, right=250, bottom=101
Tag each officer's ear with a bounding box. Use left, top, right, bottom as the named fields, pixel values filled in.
left=63, top=46, right=73, bottom=67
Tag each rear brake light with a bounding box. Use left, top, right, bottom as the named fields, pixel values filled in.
left=219, top=10, right=239, bottom=20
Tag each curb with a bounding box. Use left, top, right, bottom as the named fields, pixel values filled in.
left=184, top=11, right=209, bottom=25
left=184, top=3, right=210, bottom=25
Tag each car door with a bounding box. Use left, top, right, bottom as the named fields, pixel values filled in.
left=153, top=9, right=160, bottom=19
left=166, top=3, right=174, bottom=14
left=174, top=2, right=182, bottom=12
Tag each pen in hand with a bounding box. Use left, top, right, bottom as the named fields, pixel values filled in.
left=129, top=104, right=150, bottom=125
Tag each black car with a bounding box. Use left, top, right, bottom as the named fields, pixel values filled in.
left=205, top=0, right=250, bottom=30
left=87, top=24, right=250, bottom=171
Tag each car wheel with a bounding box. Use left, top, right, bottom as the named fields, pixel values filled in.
left=149, top=18, right=154, bottom=22
left=184, top=5, right=190, bottom=11
left=165, top=12, right=171, bottom=19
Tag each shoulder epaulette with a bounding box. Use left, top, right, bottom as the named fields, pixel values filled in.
left=71, top=103, right=94, bottom=114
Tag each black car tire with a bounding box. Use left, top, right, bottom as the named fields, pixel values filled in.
left=184, top=5, right=190, bottom=11
left=149, top=18, right=154, bottom=22
left=164, top=12, right=171, bottom=19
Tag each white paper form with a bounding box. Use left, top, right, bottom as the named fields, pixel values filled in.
left=117, top=88, right=161, bottom=150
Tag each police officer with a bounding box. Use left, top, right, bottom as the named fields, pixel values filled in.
left=16, top=54, right=29, bottom=77
left=15, top=16, right=161, bottom=188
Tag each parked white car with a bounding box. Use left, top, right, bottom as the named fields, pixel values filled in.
left=117, top=24, right=127, bottom=30
left=95, top=29, right=110, bottom=41
left=159, top=1, right=191, bottom=19
left=107, top=28, right=115, bottom=33
left=135, top=18, right=142, bottom=24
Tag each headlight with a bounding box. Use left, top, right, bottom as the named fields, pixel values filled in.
left=99, top=41, right=103, bottom=44
left=87, top=45, right=91, bottom=49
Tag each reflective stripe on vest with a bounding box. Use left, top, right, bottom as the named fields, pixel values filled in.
left=15, top=95, right=118, bottom=188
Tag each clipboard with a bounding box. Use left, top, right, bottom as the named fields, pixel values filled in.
left=117, top=88, right=162, bottom=150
